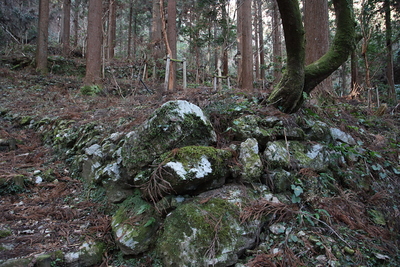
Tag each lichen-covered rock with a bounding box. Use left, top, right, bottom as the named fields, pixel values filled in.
left=231, top=115, right=281, bottom=144
left=238, top=138, right=263, bottom=183
left=329, top=127, right=356, bottom=145
left=156, top=185, right=262, bottom=267
left=264, top=141, right=290, bottom=169
left=159, top=146, right=232, bottom=196
left=268, top=169, right=292, bottom=192
left=64, top=241, right=105, bottom=267
left=306, top=121, right=333, bottom=142
left=111, top=193, right=160, bottom=255
left=122, top=100, right=217, bottom=178
left=264, top=141, right=339, bottom=172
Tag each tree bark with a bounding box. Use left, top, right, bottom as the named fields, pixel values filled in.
left=236, top=0, right=243, bottom=87
left=304, top=0, right=332, bottom=99
left=384, top=0, right=397, bottom=101
left=257, top=0, right=265, bottom=81
left=107, top=0, right=117, bottom=60
left=166, top=0, right=177, bottom=91
left=268, top=0, right=355, bottom=113
left=73, top=0, right=81, bottom=48
left=151, top=0, right=164, bottom=79
left=127, top=1, right=133, bottom=58
left=61, top=0, right=71, bottom=56
left=240, top=0, right=253, bottom=91
left=36, top=0, right=49, bottom=74
left=84, top=0, right=103, bottom=85
left=272, top=0, right=282, bottom=84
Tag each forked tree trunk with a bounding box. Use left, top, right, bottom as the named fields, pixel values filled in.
left=268, top=0, right=355, bottom=113
left=36, top=0, right=49, bottom=74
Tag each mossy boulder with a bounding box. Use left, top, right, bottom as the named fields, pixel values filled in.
left=238, top=138, right=263, bottom=183
left=264, top=141, right=339, bottom=172
left=156, top=185, right=263, bottom=267
left=122, top=100, right=217, bottom=178
left=231, top=115, right=282, bottom=144
left=111, top=193, right=160, bottom=255
left=159, top=146, right=232, bottom=196
left=64, top=241, right=105, bottom=266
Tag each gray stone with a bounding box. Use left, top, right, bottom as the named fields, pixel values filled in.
left=238, top=138, right=263, bottom=183
left=111, top=194, right=160, bottom=255
left=156, top=185, right=263, bottom=267
left=330, top=128, right=356, bottom=145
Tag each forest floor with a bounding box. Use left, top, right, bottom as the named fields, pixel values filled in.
left=0, top=60, right=399, bottom=266
left=0, top=64, right=236, bottom=265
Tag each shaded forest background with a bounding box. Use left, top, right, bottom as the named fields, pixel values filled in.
left=0, top=0, right=400, bottom=105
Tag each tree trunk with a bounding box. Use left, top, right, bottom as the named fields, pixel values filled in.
left=36, top=0, right=49, bottom=74
left=151, top=0, right=164, bottom=79
left=241, top=0, right=253, bottom=91
left=268, top=0, right=355, bottom=113
left=73, top=0, right=81, bottom=48
left=384, top=0, right=397, bottom=101
left=257, top=0, right=265, bottom=81
left=253, top=0, right=260, bottom=81
left=221, top=0, right=229, bottom=76
left=127, top=1, right=133, bottom=58
left=272, top=0, right=282, bottom=84
left=85, top=0, right=103, bottom=85
left=61, top=0, right=71, bottom=56
left=107, top=0, right=117, bottom=60
left=304, top=0, right=332, bottom=100
left=167, top=0, right=177, bottom=91
left=236, top=0, right=243, bottom=87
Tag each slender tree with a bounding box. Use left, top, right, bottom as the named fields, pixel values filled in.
left=36, top=0, right=50, bottom=74
left=384, top=0, right=397, bottom=101
left=84, top=0, right=103, bottom=85
left=151, top=0, right=164, bottom=79
left=107, top=0, right=117, bottom=60
left=272, top=0, right=282, bottom=83
left=240, top=0, right=253, bottom=91
left=73, top=0, right=81, bottom=48
left=257, top=0, right=265, bottom=81
left=61, top=0, right=71, bottom=56
left=166, top=0, right=177, bottom=91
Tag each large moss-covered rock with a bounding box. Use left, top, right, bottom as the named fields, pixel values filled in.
left=111, top=193, right=160, bottom=255
left=238, top=138, right=263, bottom=183
left=122, top=100, right=217, bottom=177
left=156, top=185, right=262, bottom=267
left=158, top=146, right=232, bottom=196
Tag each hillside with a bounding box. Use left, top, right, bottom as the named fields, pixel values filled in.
left=0, top=57, right=399, bottom=266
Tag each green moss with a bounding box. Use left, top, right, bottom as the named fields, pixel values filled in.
left=157, top=197, right=243, bottom=264
left=0, top=228, right=11, bottom=238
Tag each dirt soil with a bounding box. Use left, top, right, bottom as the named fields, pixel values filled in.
left=0, top=66, right=226, bottom=265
